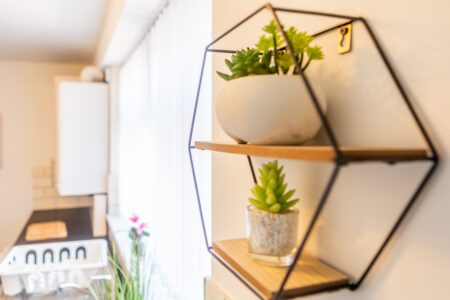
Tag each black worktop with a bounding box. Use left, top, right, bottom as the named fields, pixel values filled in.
left=15, top=208, right=95, bottom=245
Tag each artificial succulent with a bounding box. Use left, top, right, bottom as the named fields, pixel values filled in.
left=217, top=20, right=323, bottom=81
left=249, top=160, right=299, bottom=213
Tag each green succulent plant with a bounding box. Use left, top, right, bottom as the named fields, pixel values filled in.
left=249, top=160, right=299, bottom=214
left=217, top=20, right=324, bottom=81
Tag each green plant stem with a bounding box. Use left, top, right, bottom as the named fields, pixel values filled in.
left=87, top=286, right=100, bottom=300
left=102, top=238, right=146, bottom=300
left=132, top=236, right=142, bottom=300
left=297, top=52, right=304, bottom=74
left=272, top=33, right=279, bottom=72
left=302, top=56, right=312, bottom=72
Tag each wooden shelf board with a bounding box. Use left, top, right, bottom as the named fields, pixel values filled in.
left=195, top=141, right=428, bottom=162
left=212, top=238, right=349, bottom=299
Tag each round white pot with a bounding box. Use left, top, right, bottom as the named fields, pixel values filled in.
left=216, top=75, right=326, bottom=145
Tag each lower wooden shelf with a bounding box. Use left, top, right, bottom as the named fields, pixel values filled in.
left=212, top=238, right=349, bottom=299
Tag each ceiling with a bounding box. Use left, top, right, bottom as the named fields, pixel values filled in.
left=0, top=0, right=107, bottom=63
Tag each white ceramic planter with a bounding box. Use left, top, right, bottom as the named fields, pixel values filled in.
left=216, top=75, right=327, bottom=145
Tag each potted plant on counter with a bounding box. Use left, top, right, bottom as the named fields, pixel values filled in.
left=216, top=20, right=325, bottom=145
left=89, top=214, right=151, bottom=300
left=247, top=160, right=299, bottom=266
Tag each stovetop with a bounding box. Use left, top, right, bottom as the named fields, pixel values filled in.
left=15, top=208, right=98, bottom=245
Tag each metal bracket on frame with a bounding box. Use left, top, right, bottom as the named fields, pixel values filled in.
left=337, top=23, right=352, bottom=54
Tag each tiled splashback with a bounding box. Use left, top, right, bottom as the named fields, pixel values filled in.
left=32, top=164, right=93, bottom=210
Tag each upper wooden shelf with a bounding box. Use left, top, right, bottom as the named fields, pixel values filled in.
left=213, top=238, right=349, bottom=299
left=195, top=141, right=428, bottom=162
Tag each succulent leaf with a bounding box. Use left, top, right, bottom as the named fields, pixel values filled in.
left=269, top=203, right=281, bottom=213
left=277, top=166, right=284, bottom=176
left=278, top=173, right=285, bottom=186
left=255, top=35, right=272, bottom=52
left=217, top=20, right=322, bottom=80
left=268, top=177, right=277, bottom=190
left=281, top=199, right=299, bottom=213
left=249, top=198, right=268, bottom=211
left=225, top=59, right=233, bottom=70
left=216, top=71, right=232, bottom=81
left=263, top=20, right=278, bottom=34
left=258, top=168, right=264, bottom=177
left=261, top=50, right=273, bottom=68
left=254, top=185, right=266, bottom=201
left=266, top=194, right=276, bottom=205
left=307, top=45, right=324, bottom=61
left=279, top=189, right=295, bottom=203
left=248, top=160, right=299, bottom=214
left=275, top=183, right=287, bottom=197
left=278, top=52, right=294, bottom=74
left=289, top=30, right=314, bottom=54
left=260, top=177, right=267, bottom=188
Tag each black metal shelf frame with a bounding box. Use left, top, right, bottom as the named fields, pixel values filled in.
left=188, top=3, right=439, bottom=300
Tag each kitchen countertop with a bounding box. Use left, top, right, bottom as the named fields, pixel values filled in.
left=15, top=208, right=97, bottom=245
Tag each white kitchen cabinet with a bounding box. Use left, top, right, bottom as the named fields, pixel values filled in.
left=56, top=80, right=108, bottom=196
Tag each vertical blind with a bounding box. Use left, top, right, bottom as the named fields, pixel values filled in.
left=118, top=0, right=212, bottom=299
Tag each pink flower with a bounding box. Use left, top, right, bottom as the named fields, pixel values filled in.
left=129, top=213, right=140, bottom=224
left=137, top=222, right=148, bottom=236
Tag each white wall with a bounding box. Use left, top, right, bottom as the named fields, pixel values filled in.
left=210, top=0, right=450, bottom=299
left=0, top=61, right=85, bottom=254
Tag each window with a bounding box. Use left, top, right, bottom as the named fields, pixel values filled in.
left=117, top=0, right=212, bottom=299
